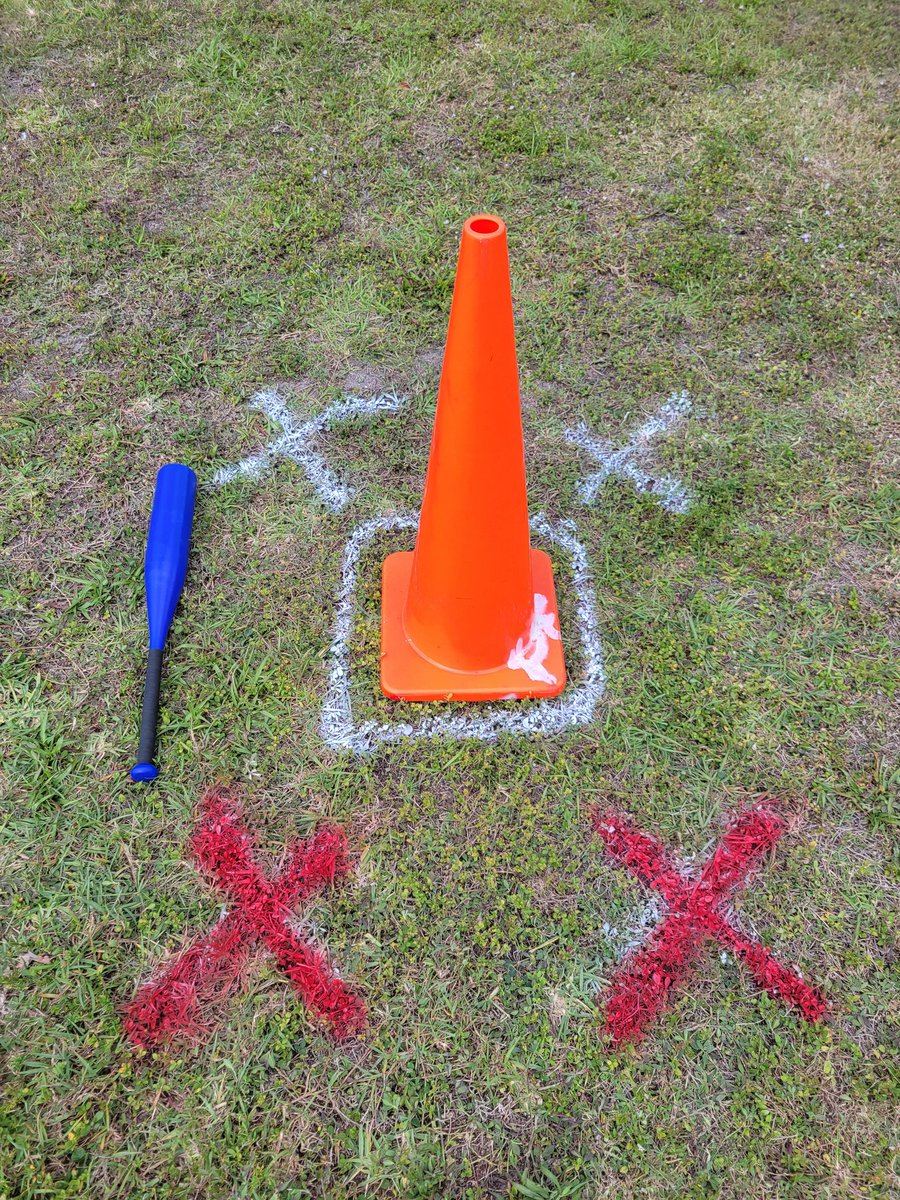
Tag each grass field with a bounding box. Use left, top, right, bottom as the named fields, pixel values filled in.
left=1, top=0, right=898, bottom=1195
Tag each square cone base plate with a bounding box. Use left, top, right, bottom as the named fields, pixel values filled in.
left=380, top=548, right=567, bottom=701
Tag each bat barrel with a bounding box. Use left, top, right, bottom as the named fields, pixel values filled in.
left=146, top=464, right=197, bottom=650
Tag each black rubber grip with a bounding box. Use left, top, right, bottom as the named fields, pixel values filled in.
left=137, top=648, right=164, bottom=767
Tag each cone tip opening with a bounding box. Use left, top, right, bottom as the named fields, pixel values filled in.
left=465, top=214, right=505, bottom=238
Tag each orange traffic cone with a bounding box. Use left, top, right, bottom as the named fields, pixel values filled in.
left=380, top=214, right=566, bottom=701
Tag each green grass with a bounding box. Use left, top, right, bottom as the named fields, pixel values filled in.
left=1, top=0, right=898, bottom=1195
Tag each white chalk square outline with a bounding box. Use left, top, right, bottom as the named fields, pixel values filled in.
left=319, top=512, right=606, bottom=753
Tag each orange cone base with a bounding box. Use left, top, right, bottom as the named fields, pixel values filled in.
left=380, top=549, right=567, bottom=701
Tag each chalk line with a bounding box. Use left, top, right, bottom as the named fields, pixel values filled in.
left=603, top=897, right=666, bottom=963
left=565, top=390, right=694, bottom=514
left=319, top=512, right=606, bottom=753
left=212, top=389, right=406, bottom=512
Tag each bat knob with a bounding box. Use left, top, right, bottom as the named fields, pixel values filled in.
left=130, top=762, right=159, bottom=782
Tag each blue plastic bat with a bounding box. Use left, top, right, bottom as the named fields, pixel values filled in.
left=130, top=463, right=197, bottom=782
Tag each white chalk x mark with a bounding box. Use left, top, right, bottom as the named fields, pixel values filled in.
left=507, top=593, right=560, bottom=685
left=212, top=388, right=406, bottom=512
left=320, top=513, right=606, bottom=753
left=565, top=389, right=694, bottom=514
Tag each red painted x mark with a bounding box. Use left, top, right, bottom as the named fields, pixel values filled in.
left=594, top=802, right=827, bottom=1044
left=123, top=790, right=365, bottom=1049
